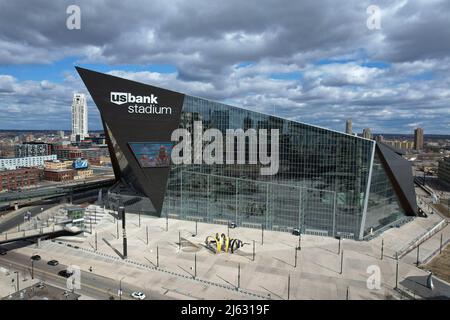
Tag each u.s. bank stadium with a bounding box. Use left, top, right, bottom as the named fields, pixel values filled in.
left=76, top=67, right=418, bottom=241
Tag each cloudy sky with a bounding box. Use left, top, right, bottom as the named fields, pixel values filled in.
left=0, top=0, right=449, bottom=134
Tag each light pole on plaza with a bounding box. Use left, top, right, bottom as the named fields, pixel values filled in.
left=119, top=276, right=125, bottom=300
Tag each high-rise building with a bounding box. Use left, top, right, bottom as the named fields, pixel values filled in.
left=71, top=93, right=88, bottom=142
left=15, top=142, right=51, bottom=158
left=77, top=67, right=418, bottom=241
left=362, top=128, right=372, bottom=140
left=414, top=128, right=424, bottom=150
left=345, top=119, right=352, bottom=134
left=375, top=135, right=384, bottom=143
left=58, top=130, right=65, bottom=139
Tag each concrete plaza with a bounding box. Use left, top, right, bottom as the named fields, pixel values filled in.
left=9, top=203, right=450, bottom=300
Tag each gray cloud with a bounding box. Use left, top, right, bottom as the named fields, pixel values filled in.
left=0, top=0, right=449, bottom=134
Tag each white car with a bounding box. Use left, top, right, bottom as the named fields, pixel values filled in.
left=131, top=291, right=146, bottom=300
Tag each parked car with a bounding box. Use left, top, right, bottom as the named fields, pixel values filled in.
left=131, top=291, right=146, bottom=300
left=0, top=250, right=7, bottom=255
left=31, top=255, right=41, bottom=261
left=47, top=260, right=59, bottom=266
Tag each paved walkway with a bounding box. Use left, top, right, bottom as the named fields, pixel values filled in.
left=7, top=206, right=450, bottom=300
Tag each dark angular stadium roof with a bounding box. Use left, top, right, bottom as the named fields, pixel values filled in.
left=377, top=142, right=418, bottom=215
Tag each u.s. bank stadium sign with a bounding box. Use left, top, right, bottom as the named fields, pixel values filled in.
left=110, top=92, right=173, bottom=115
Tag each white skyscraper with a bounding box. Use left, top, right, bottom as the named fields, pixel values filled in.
left=71, top=93, right=88, bottom=141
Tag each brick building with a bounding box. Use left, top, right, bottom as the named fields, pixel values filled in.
left=43, top=169, right=75, bottom=182
left=0, top=168, right=41, bottom=192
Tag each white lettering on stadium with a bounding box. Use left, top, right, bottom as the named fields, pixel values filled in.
left=110, top=92, right=172, bottom=115
left=127, top=105, right=172, bottom=114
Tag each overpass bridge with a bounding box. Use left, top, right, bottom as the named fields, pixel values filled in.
left=0, top=178, right=115, bottom=210
left=0, top=225, right=83, bottom=245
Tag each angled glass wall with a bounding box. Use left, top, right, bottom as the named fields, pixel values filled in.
left=362, top=153, right=408, bottom=237
left=162, top=95, right=374, bottom=239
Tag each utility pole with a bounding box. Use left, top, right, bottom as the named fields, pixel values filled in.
left=138, top=211, right=141, bottom=228
left=146, top=226, right=149, bottom=245
left=116, top=219, right=119, bottom=240
left=166, top=214, right=168, bottom=232
left=298, top=234, right=301, bottom=251
left=346, top=286, right=349, bottom=300
left=95, top=231, right=97, bottom=251
left=380, top=238, right=384, bottom=260
left=31, top=260, right=34, bottom=279
left=340, top=250, right=344, bottom=275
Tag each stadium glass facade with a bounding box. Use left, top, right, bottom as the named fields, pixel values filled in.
left=77, top=67, right=417, bottom=240
left=162, top=96, right=410, bottom=239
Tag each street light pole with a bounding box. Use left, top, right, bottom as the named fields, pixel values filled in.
left=416, top=244, right=420, bottom=266
left=237, top=263, right=240, bottom=289
left=287, top=274, right=290, bottom=300
left=253, top=240, right=255, bottom=261
left=294, top=247, right=298, bottom=268
left=338, top=237, right=341, bottom=255
left=395, top=253, right=399, bottom=289
left=157, top=245, right=159, bottom=268
left=119, top=276, right=125, bottom=300
left=14, top=271, right=19, bottom=292
left=261, top=225, right=264, bottom=245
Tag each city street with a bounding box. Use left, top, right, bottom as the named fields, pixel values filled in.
left=0, top=249, right=159, bottom=300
